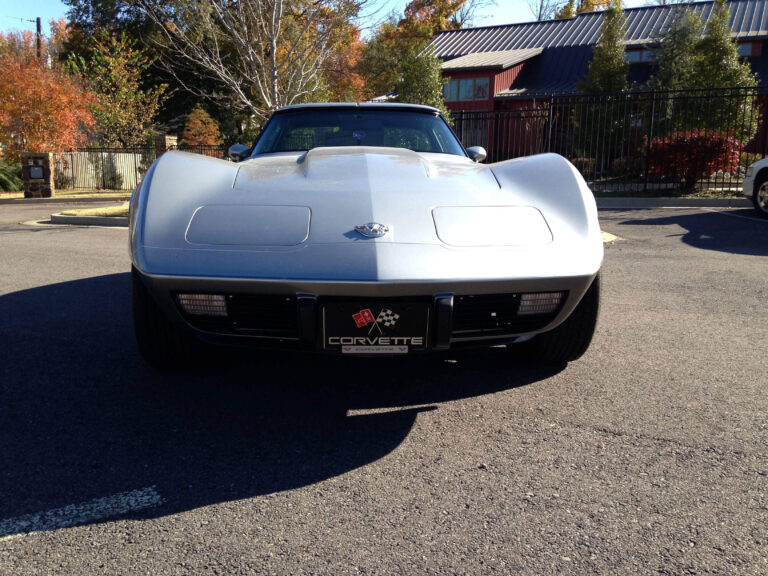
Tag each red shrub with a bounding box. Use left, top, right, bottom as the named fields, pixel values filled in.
left=648, top=130, right=742, bottom=189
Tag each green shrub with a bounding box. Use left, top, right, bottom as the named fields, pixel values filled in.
left=54, top=171, right=73, bottom=189
left=88, top=152, right=125, bottom=190
left=53, top=155, right=73, bottom=189
left=739, top=152, right=761, bottom=170
left=612, top=156, right=644, bottom=178
left=570, top=157, right=596, bottom=176
left=0, top=160, right=23, bottom=192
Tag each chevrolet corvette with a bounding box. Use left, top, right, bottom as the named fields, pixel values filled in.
left=130, top=103, right=603, bottom=368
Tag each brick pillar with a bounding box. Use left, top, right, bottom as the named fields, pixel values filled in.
left=154, top=133, right=178, bottom=157
left=21, top=152, right=55, bottom=198
left=155, top=132, right=167, bottom=158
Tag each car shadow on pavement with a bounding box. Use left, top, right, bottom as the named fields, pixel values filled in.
left=619, top=208, right=768, bottom=255
left=0, top=273, right=560, bottom=537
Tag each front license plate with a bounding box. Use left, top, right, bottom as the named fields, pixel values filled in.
left=323, top=302, right=429, bottom=354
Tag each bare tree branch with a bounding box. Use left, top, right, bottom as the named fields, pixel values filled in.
left=455, top=0, right=498, bottom=27
left=644, top=0, right=685, bottom=5
left=526, top=0, right=563, bottom=21
left=133, top=0, right=366, bottom=120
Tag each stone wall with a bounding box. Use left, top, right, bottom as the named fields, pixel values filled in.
left=22, top=152, right=54, bottom=198
left=155, top=133, right=178, bottom=157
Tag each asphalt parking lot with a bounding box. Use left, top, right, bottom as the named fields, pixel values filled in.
left=0, top=203, right=766, bottom=575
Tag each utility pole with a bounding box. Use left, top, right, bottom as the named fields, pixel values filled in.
left=36, top=17, right=41, bottom=60
left=24, top=17, right=43, bottom=61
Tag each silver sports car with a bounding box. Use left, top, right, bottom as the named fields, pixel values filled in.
left=130, top=103, right=603, bottom=368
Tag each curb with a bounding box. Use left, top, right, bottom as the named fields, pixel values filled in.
left=596, top=197, right=751, bottom=208
left=50, top=213, right=129, bottom=227
left=0, top=195, right=130, bottom=205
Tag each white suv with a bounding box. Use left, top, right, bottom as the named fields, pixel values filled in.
left=742, top=159, right=768, bottom=218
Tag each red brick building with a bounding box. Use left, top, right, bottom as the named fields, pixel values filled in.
left=430, top=0, right=768, bottom=112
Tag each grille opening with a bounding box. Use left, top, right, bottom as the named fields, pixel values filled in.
left=176, top=293, right=299, bottom=339
left=452, top=292, right=566, bottom=338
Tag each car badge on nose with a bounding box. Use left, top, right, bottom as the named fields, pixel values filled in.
left=355, top=222, right=390, bottom=238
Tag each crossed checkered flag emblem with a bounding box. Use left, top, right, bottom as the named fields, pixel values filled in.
left=376, top=308, right=399, bottom=328
left=353, top=307, right=401, bottom=334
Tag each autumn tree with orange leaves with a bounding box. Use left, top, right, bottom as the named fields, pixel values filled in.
left=0, top=19, right=70, bottom=63
left=181, top=106, right=223, bottom=147
left=357, top=0, right=489, bottom=99
left=0, top=30, right=40, bottom=62
left=322, top=24, right=366, bottom=102
left=0, top=22, right=95, bottom=161
left=0, top=54, right=95, bottom=162
left=400, top=0, right=467, bottom=37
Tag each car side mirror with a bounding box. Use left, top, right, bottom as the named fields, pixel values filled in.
left=466, top=146, right=487, bottom=163
left=228, top=144, right=251, bottom=162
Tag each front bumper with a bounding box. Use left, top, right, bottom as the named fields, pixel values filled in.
left=136, top=270, right=597, bottom=354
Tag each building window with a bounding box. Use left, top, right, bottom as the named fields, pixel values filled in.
left=474, top=77, right=490, bottom=99
left=625, top=49, right=656, bottom=63
left=459, top=79, right=474, bottom=100
left=737, top=42, right=753, bottom=56
left=444, top=80, right=458, bottom=102
left=443, top=77, right=490, bottom=102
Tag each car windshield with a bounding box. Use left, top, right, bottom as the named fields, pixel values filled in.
left=251, top=108, right=465, bottom=156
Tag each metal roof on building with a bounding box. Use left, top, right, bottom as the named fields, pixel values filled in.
left=430, top=0, right=768, bottom=59
left=441, top=48, right=543, bottom=70
left=494, top=46, right=592, bottom=97
left=492, top=46, right=659, bottom=98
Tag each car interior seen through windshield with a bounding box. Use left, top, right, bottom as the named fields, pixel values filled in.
left=252, top=109, right=465, bottom=156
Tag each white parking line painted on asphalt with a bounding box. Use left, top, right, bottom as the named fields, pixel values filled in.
left=0, top=486, right=163, bottom=540
left=702, top=208, right=768, bottom=223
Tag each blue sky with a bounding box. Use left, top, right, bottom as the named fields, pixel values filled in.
left=0, top=0, right=648, bottom=36
left=0, top=0, right=67, bottom=35
left=367, top=0, right=530, bottom=28
left=366, top=0, right=647, bottom=29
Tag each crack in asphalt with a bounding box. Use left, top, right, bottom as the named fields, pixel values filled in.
left=558, top=420, right=766, bottom=461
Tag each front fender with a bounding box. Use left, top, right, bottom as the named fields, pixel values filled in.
left=130, top=151, right=240, bottom=274
left=490, top=153, right=603, bottom=275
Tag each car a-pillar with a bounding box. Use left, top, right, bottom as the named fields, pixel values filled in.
left=22, top=152, right=54, bottom=199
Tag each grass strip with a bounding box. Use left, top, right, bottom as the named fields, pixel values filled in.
left=60, top=203, right=129, bottom=217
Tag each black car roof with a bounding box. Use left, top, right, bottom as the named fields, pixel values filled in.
left=274, top=103, right=441, bottom=115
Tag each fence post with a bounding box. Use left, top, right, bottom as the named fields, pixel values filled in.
left=761, top=93, right=768, bottom=159
left=644, top=91, right=656, bottom=194
left=547, top=95, right=554, bottom=153
left=99, top=150, right=106, bottom=190
left=133, top=149, right=138, bottom=189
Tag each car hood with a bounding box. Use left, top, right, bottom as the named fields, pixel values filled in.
left=204, top=146, right=543, bottom=247
left=233, top=146, right=497, bottom=193
left=134, top=150, right=601, bottom=281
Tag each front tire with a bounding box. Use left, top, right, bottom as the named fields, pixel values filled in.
left=752, top=176, right=768, bottom=218
left=132, top=266, right=199, bottom=369
left=516, top=273, right=601, bottom=366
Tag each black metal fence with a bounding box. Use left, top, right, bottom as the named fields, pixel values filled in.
left=54, top=145, right=228, bottom=190
left=54, top=89, right=765, bottom=194
left=452, top=87, right=766, bottom=194
left=168, top=144, right=228, bottom=159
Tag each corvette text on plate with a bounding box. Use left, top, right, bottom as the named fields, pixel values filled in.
left=327, top=307, right=424, bottom=353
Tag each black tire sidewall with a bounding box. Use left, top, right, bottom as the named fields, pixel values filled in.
left=753, top=173, right=768, bottom=218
